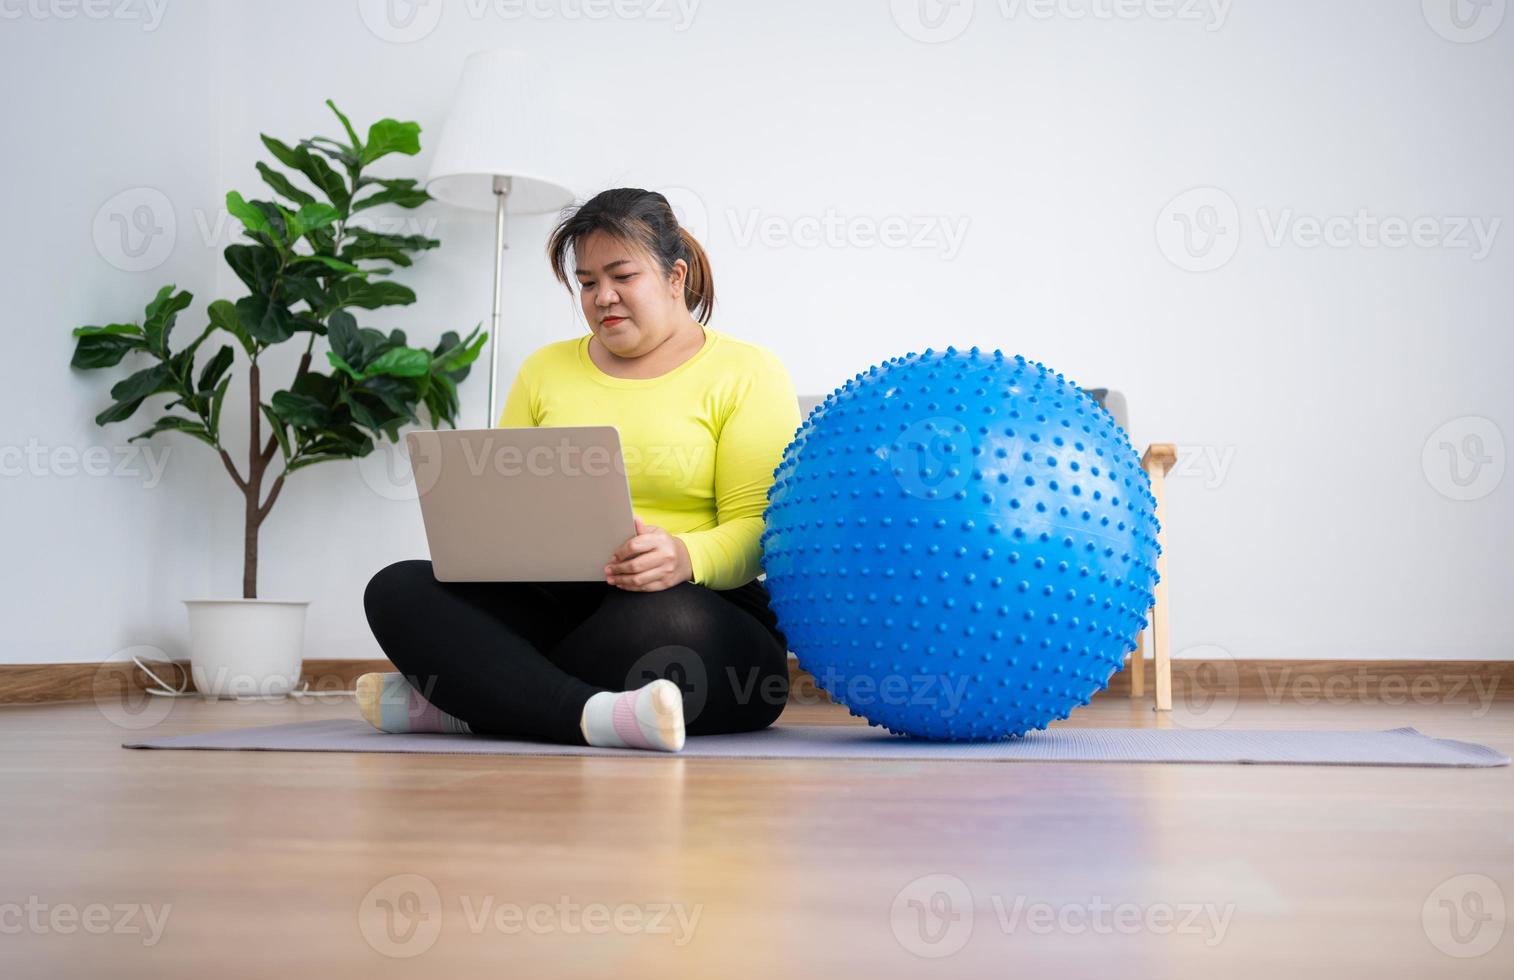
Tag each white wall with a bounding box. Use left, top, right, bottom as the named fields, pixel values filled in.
left=3, top=0, right=1509, bottom=665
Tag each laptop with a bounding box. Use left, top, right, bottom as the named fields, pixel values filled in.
left=404, top=426, right=636, bottom=582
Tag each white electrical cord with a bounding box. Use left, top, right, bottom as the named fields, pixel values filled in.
left=132, top=652, right=357, bottom=700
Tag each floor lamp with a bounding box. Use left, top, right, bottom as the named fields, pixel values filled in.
left=425, top=48, right=576, bottom=428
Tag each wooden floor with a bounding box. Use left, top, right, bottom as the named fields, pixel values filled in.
left=2, top=691, right=1511, bottom=979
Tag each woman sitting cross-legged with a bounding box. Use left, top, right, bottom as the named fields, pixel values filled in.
left=358, top=187, right=800, bottom=753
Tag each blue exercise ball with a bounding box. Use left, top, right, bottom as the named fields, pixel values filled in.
left=761, top=347, right=1161, bottom=740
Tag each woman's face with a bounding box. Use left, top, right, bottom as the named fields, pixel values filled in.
left=574, top=230, right=686, bottom=359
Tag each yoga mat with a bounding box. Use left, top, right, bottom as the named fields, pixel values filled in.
left=122, top=720, right=1509, bottom=767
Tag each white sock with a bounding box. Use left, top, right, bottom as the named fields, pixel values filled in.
left=579, top=679, right=686, bottom=752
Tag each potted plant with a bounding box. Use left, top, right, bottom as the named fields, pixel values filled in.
left=70, top=100, right=485, bottom=699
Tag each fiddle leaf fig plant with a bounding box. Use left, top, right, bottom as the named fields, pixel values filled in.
left=70, top=100, right=485, bottom=599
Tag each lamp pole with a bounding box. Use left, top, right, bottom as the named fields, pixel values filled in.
left=487, top=174, right=512, bottom=429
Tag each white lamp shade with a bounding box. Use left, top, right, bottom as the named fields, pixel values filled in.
left=426, top=48, right=576, bottom=214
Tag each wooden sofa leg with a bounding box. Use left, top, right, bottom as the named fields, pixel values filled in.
left=1129, top=630, right=1145, bottom=698
left=1141, top=444, right=1176, bottom=712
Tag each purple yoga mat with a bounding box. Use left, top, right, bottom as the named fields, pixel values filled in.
left=122, top=720, right=1509, bottom=767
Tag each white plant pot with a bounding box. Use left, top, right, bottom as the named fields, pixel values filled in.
left=183, top=598, right=310, bottom=700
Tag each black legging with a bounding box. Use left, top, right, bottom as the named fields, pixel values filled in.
left=362, top=559, right=791, bottom=745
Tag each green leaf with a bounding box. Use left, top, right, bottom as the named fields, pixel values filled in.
left=260, top=403, right=292, bottom=461
left=285, top=452, right=353, bottom=474
left=71, top=324, right=146, bottom=369
left=272, top=389, right=331, bottom=429
left=360, top=118, right=421, bottom=165
left=259, top=134, right=351, bottom=211
left=127, top=415, right=216, bottom=448
left=302, top=138, right=360, bottom=170
left=432, top=325, right=486, bottom=375
left=327, top=350, right=365, bottom=381
left=224, top=244, right=279, bottom=294
left=325, top=310, right=363, bottom=366
left=339, top=226, right=437, bottom=265
left=285, top=202, right=341, bottom=241
left=109, top=362, right=174, bottom=404
left=364, top=346, right=430, bottom=378
left=209, top=375, right=232, bottom=439
left=290, top=253, right=362, bottom=276
left=95, top=396, right=149, bottom=426
left=73, top=322, right=143, bottom=338
left=326, top=99, right=362, bottom=152
left=226, top=191, right=276, bottom=243
left=197, top=344, right=235, bottom=393
left=143, top=286, right=192, bottom=357
left=207, top=299, right=257, bottom=356
left=234, top=294, right=299, bottom=345
left=319, top=278, right=415, bottom=315
left=351, top=177, right=430, bottom=213
left=255, top=162, right=315, bottom=207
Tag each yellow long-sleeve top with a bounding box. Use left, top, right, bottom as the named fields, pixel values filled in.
left=496, top=325, right=800, bottom=591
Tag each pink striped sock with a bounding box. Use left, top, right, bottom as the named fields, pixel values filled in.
left=580, top=679, right=686, bottom=752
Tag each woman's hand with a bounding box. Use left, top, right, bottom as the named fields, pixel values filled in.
left=606, top=516, right=694, bottom=592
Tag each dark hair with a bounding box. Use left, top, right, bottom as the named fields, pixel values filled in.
left=546, top=188, right=715, bottom=324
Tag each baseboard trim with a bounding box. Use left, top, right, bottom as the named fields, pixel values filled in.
left=3, top=658, right=1510, bottom=706
left=0, top=659, right=393, bottom=706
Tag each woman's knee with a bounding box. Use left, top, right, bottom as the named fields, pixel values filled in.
left=363, top=559, right=433, bottom=622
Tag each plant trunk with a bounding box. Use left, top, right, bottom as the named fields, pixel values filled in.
left=244, top=360, right=265, bottom=599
